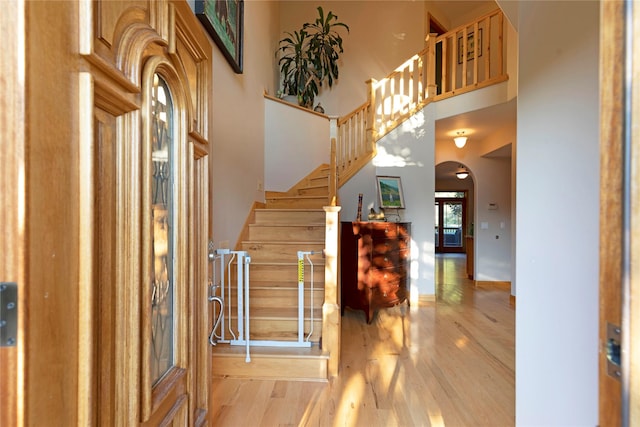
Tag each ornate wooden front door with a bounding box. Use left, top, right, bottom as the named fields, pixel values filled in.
left=1, top=1, right=212, bottom=424
left=88, top=2, right=213, bottom=424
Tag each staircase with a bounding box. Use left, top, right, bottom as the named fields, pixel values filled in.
left=213, top=9, right=509, bottom=382
left=211, top=165, right=335, bottom=381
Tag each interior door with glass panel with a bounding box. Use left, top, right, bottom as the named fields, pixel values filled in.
left=435, top=192, right=467, bottom=253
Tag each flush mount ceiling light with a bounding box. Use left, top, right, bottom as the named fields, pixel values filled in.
left=453, top=131, right=468, bottom=148
left=456, top=165, right=469, bottom=179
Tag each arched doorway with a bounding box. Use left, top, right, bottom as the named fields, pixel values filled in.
left=435, top=161, right=474, bottom=255
left=434, top=161, right=475, bottom=288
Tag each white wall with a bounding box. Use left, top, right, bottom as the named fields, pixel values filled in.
left=278, top=1, right=428, bottom=116
left=515, top=1, right=599, bottom=424
left=340, top=105, right=436, bottom=299
left=264, top=100, right=330, bottom=191
left=209, top=0, right=279, bottom=249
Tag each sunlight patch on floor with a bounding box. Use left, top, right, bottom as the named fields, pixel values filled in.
left=455, top=336, right=469, bottom=349
left=428, top=412, right=446, bottom=427
left=332, top=373, right=365, bottom=427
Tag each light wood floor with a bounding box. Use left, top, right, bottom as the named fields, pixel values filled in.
left=211, top=254, right=515, bottom=426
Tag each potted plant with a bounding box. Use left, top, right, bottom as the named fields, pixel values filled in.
left=276, top=6, right=349, bottom=109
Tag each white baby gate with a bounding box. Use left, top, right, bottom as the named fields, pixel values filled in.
left=208, top=247, right=319, bottom=363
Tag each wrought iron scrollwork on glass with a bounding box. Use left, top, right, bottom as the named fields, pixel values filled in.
left=150, top=73, right=175, bottom=385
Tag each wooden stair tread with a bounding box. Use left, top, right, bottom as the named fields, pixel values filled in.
left=256, top=208, right=325, bottom=212
left=250, top=260, right=325, bottom=266
left=247, top=280, right=325, bottom=289
left=248, top=224, right=325, bottom=228
left=212, top=344, right=329, bottom=382
left=253, top=209, right=327, bottom=224
left=243, top=240, right=324, bottom=244
left=266, top=195, right=327, bottom=200
left=212, top=345, right=328, bottom=359
left=235, top=307, right=323, bottom=319
left=297, top=184, right=328, bottom=189
left=242, top=242, right=325, bottom=256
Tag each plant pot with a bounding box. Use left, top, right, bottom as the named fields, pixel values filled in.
left=283, top=95, right=298, bottom=104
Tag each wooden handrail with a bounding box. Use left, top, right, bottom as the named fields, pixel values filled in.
left=335, top=9, right=508, bottom=187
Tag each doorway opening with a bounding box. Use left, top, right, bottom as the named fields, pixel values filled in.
left=435, top=191, right=467, bottom=254
left=427, top=13, right=447, bottom=95
left=428, top=13, right=447, bottom=95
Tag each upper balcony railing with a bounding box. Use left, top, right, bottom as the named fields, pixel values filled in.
left=336, top=9, right=508, bottom=187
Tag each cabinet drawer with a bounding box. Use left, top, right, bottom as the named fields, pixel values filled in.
left=371, top=249, right=409, bottom=268
left=371, top=234, right=409, bottom=252
left=371, top=252, right=397, bottom=269
left=371, top=240, right=399, bottom=254
left=370, top=284, right=407, bottom=307
left=367, top=267, right=405, bottom=288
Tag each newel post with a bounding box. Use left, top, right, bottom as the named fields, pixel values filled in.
left=426, top=33, right=438, bottom=99
left=322, top=205, right=341, bottom=377
left=329, top=138, right=338, bottom=206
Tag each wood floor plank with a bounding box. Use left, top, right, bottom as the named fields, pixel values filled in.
left=211, top=254, right=515, bottom=426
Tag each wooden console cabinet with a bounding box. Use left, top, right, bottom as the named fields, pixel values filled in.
left=340, top=221, right=411, bottom=323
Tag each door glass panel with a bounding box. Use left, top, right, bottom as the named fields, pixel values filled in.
left=150, top=74, right=175, bottom=385
left=435, top=191, right=465, bottom=198
left=435, top=202, right=440, bottom=248
left=443, top=201, right=463, bottom=248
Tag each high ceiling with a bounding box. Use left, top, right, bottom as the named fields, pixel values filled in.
left=430, top=0, right=497, bottom=24
left=435, top=100, right=516, bottom=181
left=435, top=99, right=516, bottom=148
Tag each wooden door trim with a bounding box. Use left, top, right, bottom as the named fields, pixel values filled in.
left=140, top=55, right=192, bottom=423
left=428, top=12, right=447, bottom=35
left=599, top=1, right=623, bottom=421
left=629, top=2, right=640, bottom=422
left=435, top=195, right=467, bottom=254
left=598, top=2, right=640, bottom=427
left=0, top=1, right=25, bottom=425
left=192, top=152, right=210, bottom=426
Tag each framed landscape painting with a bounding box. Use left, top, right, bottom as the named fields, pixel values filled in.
left=195, top=0, right=244, bottom=73
left=376, top=176, right=405, bottom=209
